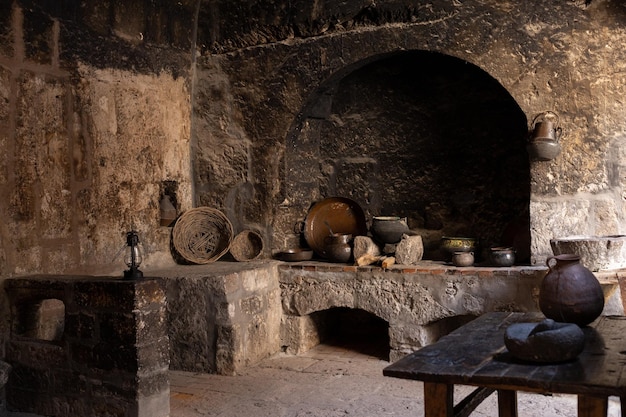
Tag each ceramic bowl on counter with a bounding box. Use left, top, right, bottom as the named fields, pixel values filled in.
left=441, top=237, right=478, bottom=255
left=370, top=216, right=409, bottom=244
left=451, top=251, right=474, bottom=267
left=276, top=248, right=314, bottom=262
left=490, top=247, right=515, bottom=267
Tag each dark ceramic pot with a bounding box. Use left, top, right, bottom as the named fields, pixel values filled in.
left=370, top=216, right=409, bottom=244
left=490, top=247, right=515, bottom=267
left=324, top=233, right=352, bottom=263
left=539, top=254, right=604, bottom=326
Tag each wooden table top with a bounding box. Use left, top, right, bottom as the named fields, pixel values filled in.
left=383, top=312, right=626, bottom=398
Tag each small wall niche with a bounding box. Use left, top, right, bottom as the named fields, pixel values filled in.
left=13, top=298, right=65, bottom=342
left=160, top=180, right=179, bottom=226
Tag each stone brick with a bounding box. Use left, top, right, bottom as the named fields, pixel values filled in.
left=73, top=280, right=135, bottom=310
left=112, top=0, right=145, bottom=43
left=134, top=279, right=166, bottom=309
left=240, top=294, right=263, bottom=316
left=14, top=72, right=70, bottom=237
left=135, top=370, right=169, bottom=398
left=0, top=66, right=10, bottom=125
left=5, top=340, right=66, bottom=369
left=593, top=198, right=621, bottom=236
left=22, top=8, right=54, bottom=65
left=136, top=307, right=167, bottom=343
left=280, top=315, right=321, bottom=355
left=98, top=312, right=137, bottom=345
left=135, top=390, right=170, bottom=417
left=0, top=2, right=14, bottom=57
left=7, top=365, right=51, bottom=392
left=136, top=337, right=170, bottom=371
left=81, top=0, right=113, bottom=36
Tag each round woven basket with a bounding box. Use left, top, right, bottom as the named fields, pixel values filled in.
left=230, top=230, right=264, bottom=262
left=172, top=207, right=233, bottom=264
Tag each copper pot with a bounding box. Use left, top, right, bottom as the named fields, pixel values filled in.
left=528, top=111, right=562, bottom=161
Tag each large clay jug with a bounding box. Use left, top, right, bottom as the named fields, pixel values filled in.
left=539, top=254, right=604, bottom=326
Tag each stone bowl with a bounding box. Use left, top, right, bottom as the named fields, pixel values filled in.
left=504, top=319, right=585, bottom=363
left=550, top=235, right=626, bottom=271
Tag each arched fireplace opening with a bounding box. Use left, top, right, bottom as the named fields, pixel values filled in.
left=285, top=50, right=531, bottom=263
left=308, top=307, right=390, bottom=360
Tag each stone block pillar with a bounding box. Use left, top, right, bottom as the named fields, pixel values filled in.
left=4, top=276, right=169, bottom=417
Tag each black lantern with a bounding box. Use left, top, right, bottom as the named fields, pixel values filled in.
left=123, top=230, right=144, bottom=280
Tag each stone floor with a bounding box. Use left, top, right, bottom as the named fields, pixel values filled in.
left=170, top=341, right=622, bottom=417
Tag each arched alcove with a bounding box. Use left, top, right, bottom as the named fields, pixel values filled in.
left=284, top=50, right=531, bottom=261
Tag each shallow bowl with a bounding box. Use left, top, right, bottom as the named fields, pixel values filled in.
left=441, top=237, right=478, bottom=254
left=277, top=248, right=314, bottom=262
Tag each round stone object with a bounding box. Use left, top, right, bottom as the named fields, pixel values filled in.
left=504, top=319, right=585, bottom=363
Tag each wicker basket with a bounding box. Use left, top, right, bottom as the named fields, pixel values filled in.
left=172, top=207, right=233, bottom=264
left=230, top=230, right=264, bottom=262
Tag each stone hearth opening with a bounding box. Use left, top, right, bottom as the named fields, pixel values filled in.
left=309, top=307, right=390, bottom=360
left=304, top=307, right=478, bottom=361
left=284, top=50, right=531, bottom=262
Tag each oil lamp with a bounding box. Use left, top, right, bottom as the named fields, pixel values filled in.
left=123, top=230, right=143, bottom=280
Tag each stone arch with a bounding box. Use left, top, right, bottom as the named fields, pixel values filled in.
left=194, top=8, right=574, bottom=255
left=279, top=49, right=530, bottom=259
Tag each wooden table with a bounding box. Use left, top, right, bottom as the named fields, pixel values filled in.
left=383, top=312, right=626, bottom=417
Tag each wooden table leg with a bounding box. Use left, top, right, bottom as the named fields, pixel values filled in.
left=497, top=389, right=518, bottom=417
left=424, top=382, right=453, bottom=417
left=578, top=395, right=608, bottom=417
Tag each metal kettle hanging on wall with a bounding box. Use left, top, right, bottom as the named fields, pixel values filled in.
left=527, top=111, right=562, bottom=161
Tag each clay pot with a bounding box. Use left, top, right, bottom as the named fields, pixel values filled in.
left=370, top=216, right=409, bottom=244
left=324, top=233, right=352, bottom=263
left=490, top=247, right=515, bottom=267
left=451, top=251, right=474, bottom=267
left=539, top=254, right=605, bottom=326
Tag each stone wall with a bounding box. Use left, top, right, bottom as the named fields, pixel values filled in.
left=192, top=0, right=626, bottom=264
left=0, top=0, right=195, bottom=355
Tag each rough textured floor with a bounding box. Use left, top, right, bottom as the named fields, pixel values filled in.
left=170, top=342, right=622, bottom=417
